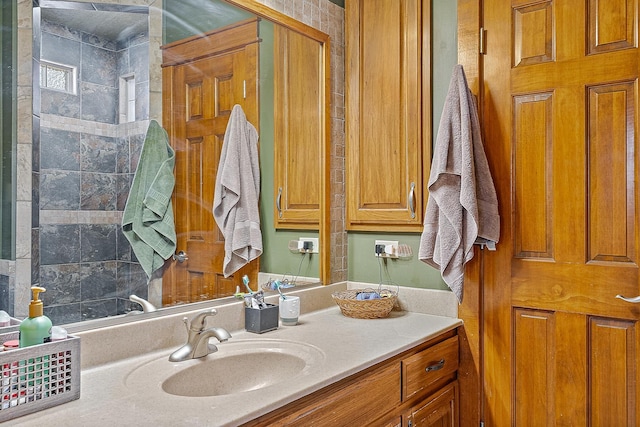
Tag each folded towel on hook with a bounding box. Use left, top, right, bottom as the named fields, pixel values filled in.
left=122, top=120, right=177, bottom=280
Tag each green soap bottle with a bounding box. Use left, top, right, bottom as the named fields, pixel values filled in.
left=19, top=286, right=52, bottom=347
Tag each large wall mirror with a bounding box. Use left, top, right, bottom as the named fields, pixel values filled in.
left=18, top=0, right=330, bottom=327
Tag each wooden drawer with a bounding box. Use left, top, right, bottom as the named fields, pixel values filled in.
left=402, top=335, right=459, bottom=401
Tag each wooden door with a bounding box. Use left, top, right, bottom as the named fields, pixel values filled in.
left=161, top=21, right=260, bottom=305
left=465, top=0, right=640, bottom=425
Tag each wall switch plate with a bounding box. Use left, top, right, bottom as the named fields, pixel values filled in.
left=374, top=240, right=399, bottom=257
left=298, top=237, right=319, bottom=253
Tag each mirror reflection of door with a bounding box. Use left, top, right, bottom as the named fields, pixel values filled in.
left=161, top=19, right=260, bottom=305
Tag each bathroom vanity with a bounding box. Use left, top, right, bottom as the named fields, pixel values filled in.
left=248, top=329, right=459, bottom=426
left=8, top=284, right=461, bottom=426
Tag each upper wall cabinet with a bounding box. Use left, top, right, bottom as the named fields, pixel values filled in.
left=273, top=25, right=324, bottom=230
left=346, top=0, right=431, bottom=232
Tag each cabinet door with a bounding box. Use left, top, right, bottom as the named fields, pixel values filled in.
left=346, top=0, right=431, bottom=231
left=273, top=25, right=323, bottom=229
left=410, top=381, right=458, bottom=427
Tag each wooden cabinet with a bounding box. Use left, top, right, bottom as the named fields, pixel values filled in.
left=408, top=381, right=458, bottom=427
left=273, top=25, right=324, bottom=230
left=345, top=0, right=432, bottom=232
left=245, top=329, right=458, bottom=426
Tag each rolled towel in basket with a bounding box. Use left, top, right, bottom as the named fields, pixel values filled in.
left=356, top=292, right=381, bottom=300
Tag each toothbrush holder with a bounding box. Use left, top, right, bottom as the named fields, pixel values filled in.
left=244, top=304, right=279, bottom=333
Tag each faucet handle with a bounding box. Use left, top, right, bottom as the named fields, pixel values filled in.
left=189, top=309, right=218, bottom=331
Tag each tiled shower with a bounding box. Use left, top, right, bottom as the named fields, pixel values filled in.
left=34, top=15, right=150, bottom=325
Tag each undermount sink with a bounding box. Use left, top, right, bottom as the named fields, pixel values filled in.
left=125, top=339, right=325, bottom=397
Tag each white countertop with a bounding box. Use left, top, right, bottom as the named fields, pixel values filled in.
left=9, top=284, right=461, bottom=426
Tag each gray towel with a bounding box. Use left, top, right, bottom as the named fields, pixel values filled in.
left=419, top=65, right=500, bottom=303
left=213, top=104, right=263, bottom=277
left=122, top=120, right=177, bottom=280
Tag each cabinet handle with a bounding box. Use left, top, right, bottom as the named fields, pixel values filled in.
left=425, top=358, right=445, bottom=372
left=276, top=187, right=283, bottom=218
left=408, top=182, right=416, bottom=219
left=616, top=294, right=640, bottom=303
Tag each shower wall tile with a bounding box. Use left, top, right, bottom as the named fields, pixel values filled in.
left=82, top=32, right=117, bottom=51
left=44, top=303, right=82, bottom=325
left=32, top=115, right=40, bottom=172
left=41, top=19, right=82, bottom=42
left=41, top=89, right=80, bottom=119
left=116, top=174, right=132, bottom=211
left=80, top=224, right=117, bottom=262
left=31, top=172, right=39, bottom=228
left=40, top=224, right=81, bottom=265
left=80, top=134, right=117, bottom=173
left=40, top=127, right=81, bottom=170
left=116, top=225, right=132, bottom=262
left=135, top=80, right=149, bottom=120
left=80, top=82, right=117, bottom=124
left=0, top=275, right=10, bottom=313
left=129, top=42, right=149, bottom=82
left=82, top=299, right=117, bottom=320
left=129, top=133, right=145, bottom=171
left=81, top=43, right=117, bottom=88
left=41, top=32, right=81, bottom=68
left=31, top=229, right=39, bottom=285
left=40, top=263, right=82, bottom=305
left=116, top=136, right=130, bottom=174
left=81, top=261, right=117, bottom=300
left=40, top=170, right=81, bottom=210
left=80, top=172, right=116, bottom=211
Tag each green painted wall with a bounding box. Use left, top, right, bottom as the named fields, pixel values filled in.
left=348, top=0, right=458, bottom=292
left=164, top=0, right=319, bottom=281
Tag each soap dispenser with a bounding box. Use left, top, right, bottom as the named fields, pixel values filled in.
left=19, top=286, right=52, bottom=347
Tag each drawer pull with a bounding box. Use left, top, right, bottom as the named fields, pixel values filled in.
left=425, top=359, right=445, bottom=372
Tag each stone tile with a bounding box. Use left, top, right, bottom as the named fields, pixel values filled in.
left=40, top=263, right=82, bottom=305
left=40, top=224, right=81, bottom=265
left=81, top=43, right=118, bottom=88
left=41, top=30, right=81, bottom=68
left=81, top=133, right=117, bottom=173
left=40, top=127, right=81, bottom=170
left=80, top=224, right=117, bottom=262
left=44, top=303, right=82, bottom=325
left=80, top=82, right=118, bottom=124
left=81, top=298, right=117, bottom=320
left=80, top=172, right=116, bottom=211
left=41, top=89, right=81, bottom=119
left=40, top=170, right=81, bottom=210
left=80, top=261, right=117, bottom=300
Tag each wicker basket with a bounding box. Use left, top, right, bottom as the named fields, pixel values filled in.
left=332, top=288, right=398, bottom=319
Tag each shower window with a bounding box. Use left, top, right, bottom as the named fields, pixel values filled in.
left=40, top=61, right=76, bottom=94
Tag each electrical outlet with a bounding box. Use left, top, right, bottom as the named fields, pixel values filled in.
left=374, top=240, right=399, bottom=257
left=298, top=237, right=319, bottom=253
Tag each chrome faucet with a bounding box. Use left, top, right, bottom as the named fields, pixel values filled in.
left=129, top=294, right=157, bottom=313
left=169, top=309, right=232, bottom=362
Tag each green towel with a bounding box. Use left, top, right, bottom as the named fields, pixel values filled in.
left=122, top=120, right=177, bottom=280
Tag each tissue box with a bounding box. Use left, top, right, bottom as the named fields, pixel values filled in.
left=245, top=304, right=278, bottom=333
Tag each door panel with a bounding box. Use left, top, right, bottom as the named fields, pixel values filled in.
left=162, top=23, right=260, bottom=305
left=473, top=0, right=640, bottom=425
